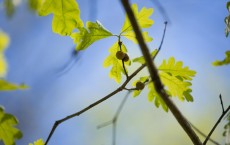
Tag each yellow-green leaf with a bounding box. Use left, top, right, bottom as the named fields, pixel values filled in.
left=133, top=49, right=157, bottom=64
left=28, top=0, right=42, bottom=12
left=132, top=76, right=148, bottom=97
left=4, top=0, right=15, bottom=17
left=120, top=4, right=154, bottom=43
left=121, top=31, right=152, bottom=43
left=158, top=57, right=196, bottom=80
left=0, top=31, right=9, bottom=78
left=148, top=82, right=168, bottom=112
left=160, top=72, right=191, bottom=101
left=0, top=79, right=28, bottom=91
left=71, top=21, right=113, bottom=50
left=121, top=3, right=154, bottom=33
left=103, top=42, right=130, bottom=83
left=0, top=106, right=22, bottom=145
left=213, top=50, right=230, bottom=66
left=39, top=0, right=83, bottom=36
left=29, top=139, right=44, bottom=145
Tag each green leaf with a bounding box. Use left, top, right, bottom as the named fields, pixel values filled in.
left=0, top=106, right=22, bottom=145
left=158, top=57, right=196, bottom=80
left=160, top=72, right=192, bottom=101
left=133, top=49, right=157, bottom=64
left=148, top=82, right=168, bottom=112
left=0, top=31, right=9, bottom=78
left=120, top=3, right=153, bottom=43
left=0, top=79, right=28, bottom=91
left=103, top=42, right=131, bottom=83
left=132, top=76, right=149, bottom=97
left=4, top=0, right=15, bottom=17
left=29, top=139, right=44, bottom=145
left=225, top=16, right=230, bottom=37
left=71, top=21, right=113, bottom=50
left=213, top=51, right=230, bottom=66
left=28, top=0, right=42, bottom=12
left=39, top=0, right=83, bottom=36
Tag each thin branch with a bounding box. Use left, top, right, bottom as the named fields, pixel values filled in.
left=203, top=105, right=230, bottom=145
left=45, top=5, right=168, bottom=144
left=189, top=121, right=221, bottom=145
left=120, top=0, right=202, bottom=145
left=219, top=94, right=225, bottom=113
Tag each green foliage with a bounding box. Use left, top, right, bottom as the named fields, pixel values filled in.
left=223, top=113, right=230, bottom=145
left=4, top=0, right=15, bottom=17
left=132, top=76, right=149, bottom=97
left=225, top=1, right=230, bottom=37
left=71, top=21, right=113, bottom=50
left=213, top=51, right=230, bottom=66
left=158, top=57, right=196, bottom=80
left=0, top=79, right=28, bottom=91
left=0, top=30, right=9, bottom=78
left=103, top=42, right=131, bottom=83
left=0, top=106, right=22, bottom=145
left=39, top=0, right=83, bottom=36
left=120, top=4, right=153, bottom=43
left=28, top=0, right=42, bottom=12
left=148, top=82, right=168, bottom=112
left=133, top=49, right=158, bottom=64
left=29, top=139, right=44, bottom=145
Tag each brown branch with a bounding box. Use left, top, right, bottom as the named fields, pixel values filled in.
left=203, top=95, right=230, bottom=145
left=120, top=0, right=202, bottom=145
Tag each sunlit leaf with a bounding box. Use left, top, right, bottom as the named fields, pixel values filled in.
left=0, top=106, right=22, bottom=145
left=71, top=21, right=113, bottom=50
left=0, top=79, right=28, bottom=91
left=132, top=76, right=148, bottom=97
left=160, top=72, right=192, bottom=101
left=103, top=42, right=131, bottom=83
left=120, top=3, right=153, bottom=43
left=4, top=0, right=15, bottom=17
left=29, top=139, right=44, bottom=145
left=213, top=51, right=230, bottom=66
left=28, top=0, right=42, bottom=12
left=133, top=49, right=157, bottom=64
left=39, top=0, right=83, bottom=35
left=158, top=57, right=196, bottom=80
left=0, top=31, right=9, bottom=78
left=148, top=82, right=168, bottom=112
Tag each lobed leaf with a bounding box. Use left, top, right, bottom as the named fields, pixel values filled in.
left=0, top=106, right=22, bottom=145
left=39, top=0, right=83, bottom=36
left=120, top=4, right=153, bottom=43
left=71, top=21, right=113, bottom=50
left=160, top=72, right=192, bottom=101
left=213, top=51, right=230, bottom=66
left=0, top=79, right=28, bottom=91
left=0, top=31, right=9, bottom=78
left=158, top=57, right=196, bottom=80
left=148, top=82, right=168, bottom=112
left=133, top=49, right=157, bottom=64
left=29, top=139, right=44, bottom=145
left=103, top=42, right=131, bottom=83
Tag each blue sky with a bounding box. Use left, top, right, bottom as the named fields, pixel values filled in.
left=0, top=0, right=230, bottom=145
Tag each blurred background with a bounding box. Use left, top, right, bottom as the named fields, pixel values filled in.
left=0, top=0, right=230, bottom=145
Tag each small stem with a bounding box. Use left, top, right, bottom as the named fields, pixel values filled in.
left=203, top=105, right=230, bottom=145
left=219, top=94, right=225, bottom=113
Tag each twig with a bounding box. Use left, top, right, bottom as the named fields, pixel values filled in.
left=219, top=94, right=225, bottom=113
left=97, top=91, right=131, bottom=145
left=120, top=0, right=202, bottom=144
left=203, top=104, right=230, bottom=145
left=189, top=121, right=221, bottom=145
